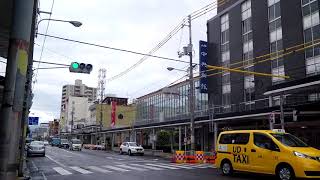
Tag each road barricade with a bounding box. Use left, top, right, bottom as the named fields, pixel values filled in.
left=203, top=151, right=216, bottom=164
left=174, top=151, right=185, bottom=163
left=195, top=151, right=204, bottom=163
left=185, top=151, right=196, bottom=163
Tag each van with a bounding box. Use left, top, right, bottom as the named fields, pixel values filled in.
left=215, top=129, right=320, bottom=180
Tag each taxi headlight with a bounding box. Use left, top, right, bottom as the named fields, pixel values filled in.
left=293, top=151, right=316, bottom=160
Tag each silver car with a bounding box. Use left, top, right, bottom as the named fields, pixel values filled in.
left=69, top=139, right=82, bottom=151
left=27, top=141, right=45, bottom=157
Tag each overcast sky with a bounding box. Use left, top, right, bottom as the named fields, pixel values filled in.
left=1, top=0, right=216, bottom=123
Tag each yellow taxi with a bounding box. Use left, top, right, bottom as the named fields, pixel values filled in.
left=215, top=129, right=320, bottom=180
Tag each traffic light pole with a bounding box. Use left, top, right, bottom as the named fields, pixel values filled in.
left=0, top=0, right=35, bottom=179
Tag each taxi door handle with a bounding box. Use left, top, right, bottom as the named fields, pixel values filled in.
left=251, top=149, right=256, bottom=152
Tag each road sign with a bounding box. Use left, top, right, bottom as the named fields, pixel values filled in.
left=28, top=117, right=39, bottom=125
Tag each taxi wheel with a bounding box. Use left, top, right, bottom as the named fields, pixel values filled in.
left=221, top=160, right=233, bottom=176
left=128, top=150, right=132, bottom=156
left=276, top=165, right=295, bottom=180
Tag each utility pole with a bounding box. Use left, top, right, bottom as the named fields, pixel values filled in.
left=0, top=0, right=35, bottom=179
left=187, top=15, right=195, bottom=152
left=97, top=68, right=106, bottom=145
left=71, top=101, right=75, bottom=135
left=18, top=0, right=38, bottom=176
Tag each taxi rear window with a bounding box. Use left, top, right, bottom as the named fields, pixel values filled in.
left=219, top=133, right=250, bottom=145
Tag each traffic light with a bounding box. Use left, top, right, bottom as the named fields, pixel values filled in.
left=69, top=62, right=93, bottom=74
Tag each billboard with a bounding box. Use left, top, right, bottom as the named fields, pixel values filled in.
left=199, top=40, right=208, bottom=93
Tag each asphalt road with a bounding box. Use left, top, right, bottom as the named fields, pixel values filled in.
left=27, top=146, right=273, bottom=180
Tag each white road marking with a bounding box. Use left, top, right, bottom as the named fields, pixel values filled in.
left=31, top=160, right=38, bottom=171
left=46, top=155, right=66, bottom=167
left=70, top=166, right=93, bottom=174
left=59, top=148, right=82, bottom=156
left=145, top=163, right=179, bottom=170
left=157, top=163, right=194, bottom=169
left=102, top=165, right=131, bottom=172
left=106, top=157, right=113, bottom=159
left=88, top=166, right=113, bottom=173
left=53, top=167, right=72, bottom=175
left=41, top=172, right=47, bottom=180
left=130, top=164, right=164, bottom=170
left=116, top=164, right=146, bottom=171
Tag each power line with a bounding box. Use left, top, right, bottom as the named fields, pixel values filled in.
left=33, top=0, right=55, bottom=86
left=108, top=1, right=220, bottom=82
left=37, top=33, right=193, bottom=65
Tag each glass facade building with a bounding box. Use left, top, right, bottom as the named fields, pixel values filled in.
left=135, top=79, right=208, bottom=125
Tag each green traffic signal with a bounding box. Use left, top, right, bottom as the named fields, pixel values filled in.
left=72, top=62, right=79, bottom=69
left=69, top=62, right=93, bottom=74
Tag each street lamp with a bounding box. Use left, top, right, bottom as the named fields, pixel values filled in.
left=37, top=18, right=82, bottom=28
left=167, top=67, right=187, bottom=72
left=36, top=18, right=82, bottom=36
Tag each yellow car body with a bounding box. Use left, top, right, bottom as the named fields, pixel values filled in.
left=215, top=130, right=320, bottom=179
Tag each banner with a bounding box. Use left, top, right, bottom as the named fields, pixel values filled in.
left=199, top=40, right=208, bottom=93
left=111, top=101, right=117, bottom=128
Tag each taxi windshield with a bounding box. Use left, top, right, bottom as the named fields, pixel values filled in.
left=271, top=133, right=309, bottom=147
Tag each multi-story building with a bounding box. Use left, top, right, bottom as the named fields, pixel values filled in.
left=60, top=79, right=97, bottom=133
left=49, top=119, right=60, bottom=137
left=60, top=79, right=97, bottom=111
left=134, top=78, right=210, bottom=150
left=60, top=96, right=92, bottom=132
left=207, top=0, right=320, bottom=148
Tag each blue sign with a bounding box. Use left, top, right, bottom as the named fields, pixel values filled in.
left=199, top=40, right=208, bottom=93
left=28, top=117, right=39, bottom=125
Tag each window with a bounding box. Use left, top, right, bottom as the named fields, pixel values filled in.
left=272, top=66, right=285, bottom=82
left=221, top=13, right=231, bottom=107
left=268, top=1, right=281, bottom=21
left=302, top=0, right=320, bottom=75
left=254, top=133, right=279, bottom=151
left=244, top=75, right=255, bottom=89
left=271, top=133, right=308, bottom=147
left=219, top=133, right=250, bottom=145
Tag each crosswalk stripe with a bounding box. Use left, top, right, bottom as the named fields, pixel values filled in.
left=145, top=163, right=179, bottom=170
left=130, top=164, right=164, bottom=170
left=70, top=166, right=93, bottom=174
left=116, top=164, right=146, bottom=171
left=102, top=165, right=130, bottom=172
left=88, top=166, right=113, bottom=173
left=157, top=163, right=194, bottom=169
left=53, top=167, right=72, bottom=175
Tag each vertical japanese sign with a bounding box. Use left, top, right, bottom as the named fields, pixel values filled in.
left=199, top=40, right=208, bottom=93
left=111, top=101, right=117, bottom=128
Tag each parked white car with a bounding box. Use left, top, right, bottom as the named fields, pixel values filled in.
left=120, top=142, right=144, bottom=156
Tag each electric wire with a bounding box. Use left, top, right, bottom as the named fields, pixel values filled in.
left=33, top=0, right=55, bottom=86
left=37, top=33, right=192, bottom=65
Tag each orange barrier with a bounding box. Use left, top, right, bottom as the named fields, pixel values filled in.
left=195, top=151, right=204, bottom=163
left=175, top=151, right=185, bottom=163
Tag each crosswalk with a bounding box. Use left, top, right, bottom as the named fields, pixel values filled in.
left=50, top=163, right=216, bottom=176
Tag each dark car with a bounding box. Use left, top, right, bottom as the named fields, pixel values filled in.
left=59, top=139, right=69, bottom=149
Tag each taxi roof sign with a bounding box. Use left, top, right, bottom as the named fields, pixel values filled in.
left=272, top=129, right=286, bottom=133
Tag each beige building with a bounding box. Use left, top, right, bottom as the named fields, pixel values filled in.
left=60, top=80, right=97, bottom=133
left=61, top=79, right=97, bottom=112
